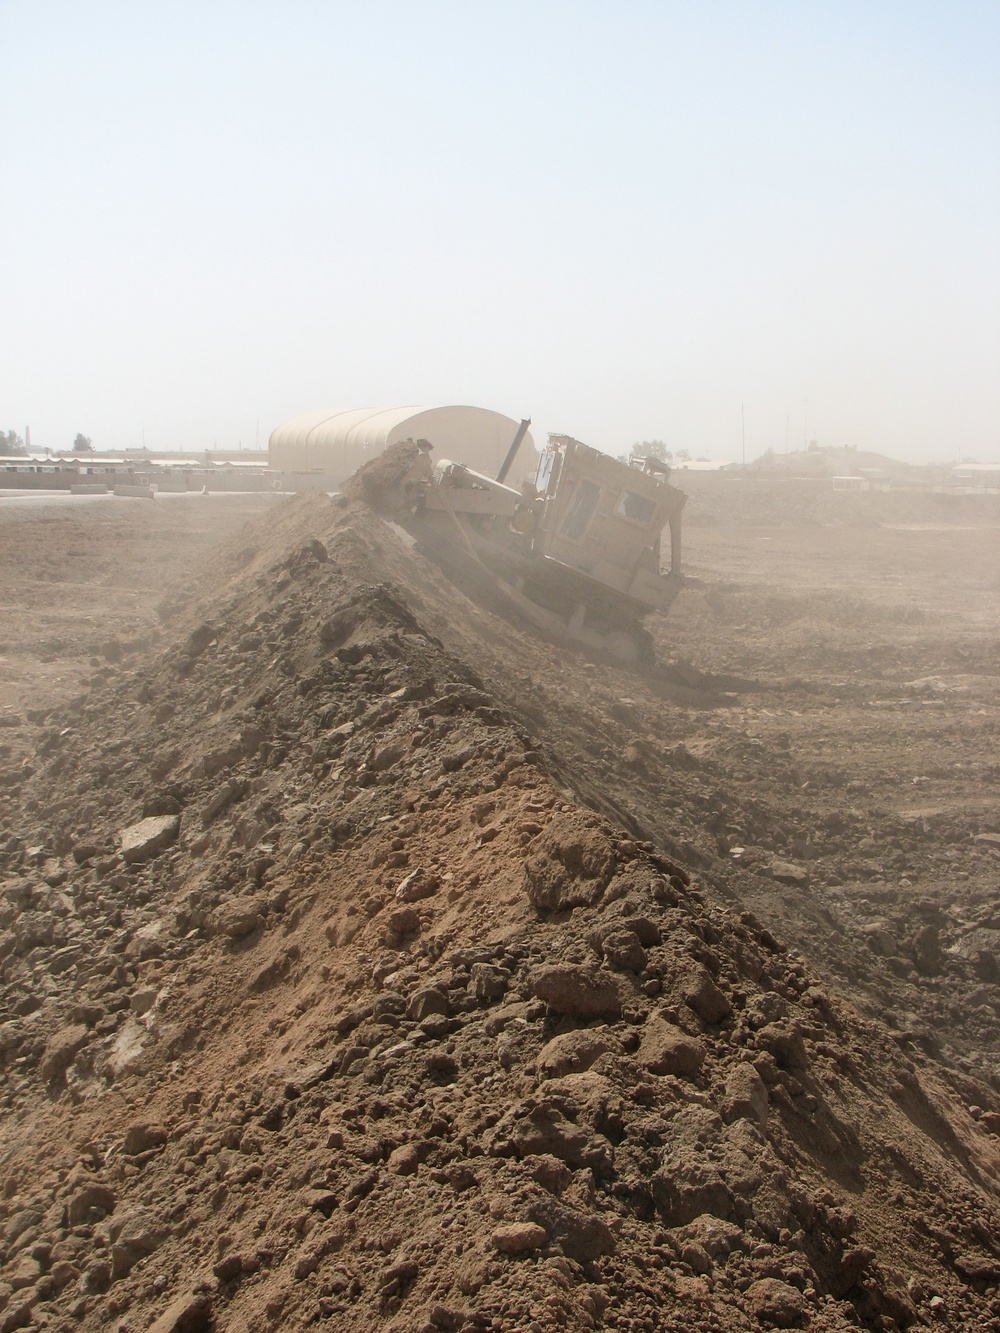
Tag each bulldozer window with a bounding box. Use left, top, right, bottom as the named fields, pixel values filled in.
left=561, top=479, right=601, bottom=540
left=535, top=450, right=556, bottom=495
left=616, top=490, right=658, bottom=525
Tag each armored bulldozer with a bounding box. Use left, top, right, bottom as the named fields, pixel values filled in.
left=361, top=425, right=687, bottom=666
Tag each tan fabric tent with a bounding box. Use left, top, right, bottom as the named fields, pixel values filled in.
left=268, top=405, right=535, bottom=483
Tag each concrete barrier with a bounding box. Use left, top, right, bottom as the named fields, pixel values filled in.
left=113, top=484, right=155, bottom=499
left=70, top=483, right=109, bottom=495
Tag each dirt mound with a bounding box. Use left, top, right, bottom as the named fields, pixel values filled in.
left=0, top=489, right=999, bottom=1330
left=338, top=441, right=424, bottom=514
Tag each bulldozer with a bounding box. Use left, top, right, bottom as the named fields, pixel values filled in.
left=355, top=422, right=687, bottom=667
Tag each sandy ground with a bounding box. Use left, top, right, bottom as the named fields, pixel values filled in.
left=0, top=479, right=998, bottom=1332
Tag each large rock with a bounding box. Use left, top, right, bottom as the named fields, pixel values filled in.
left=528, top=965, right=621, bottom=1020
left=672, top=1213, right=744, bottom=1260
left=652, top=1157, right=733, bottom=1226
left=600, top=928, right=648, bottom=973
left=119, top=815, right=180, bottom=864
left=681, top=966, right=731, bottom=1024
left=489, top=1100, right=610, bottom=1171
left=39, top=1024, right=90, bottom=1082
left=491, top=1222, right=547, bottom=1256
left=639, top=1017, right=705, bottom=1077
left=722, top=1062, right=769, bottom=1128
left=523, top=814, right=615, bottom=912
left=525, top=1197, right=616, bottom=1262
left=107, top=1205, right=168, bottom=1279
left=755, top=1022, right=808, bottom=1072
left=537, top=1028, right=619, bottom=1079
left=104, top=1018, right=148, bottom=1080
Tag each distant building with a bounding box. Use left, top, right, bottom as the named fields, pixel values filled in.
left=268, top=405, right=535, bottom=483
left=669, top=459, right=734, bottom=473
left=946, top=463, right=1000, bottom=493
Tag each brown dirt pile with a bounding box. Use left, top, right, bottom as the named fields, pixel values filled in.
left=0, top=485, right=998, bottom=1331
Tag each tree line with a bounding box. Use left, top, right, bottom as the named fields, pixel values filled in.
left=1, top=431, right=94, bottom=456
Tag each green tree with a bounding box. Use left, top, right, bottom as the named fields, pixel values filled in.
left=1, top=430, right=26, bottom=456
left=633, top=439, right=673, bottom=461
left=72, top=433, right=94, bottom=453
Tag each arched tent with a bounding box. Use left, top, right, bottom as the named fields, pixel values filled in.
left=268, top=405, right=535, bottom=483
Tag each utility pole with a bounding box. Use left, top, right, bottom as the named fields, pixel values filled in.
left=741, top=401, right=746, bottom=468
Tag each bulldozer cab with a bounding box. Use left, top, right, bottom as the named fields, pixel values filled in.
left=532, top=437, right=685, bottom=609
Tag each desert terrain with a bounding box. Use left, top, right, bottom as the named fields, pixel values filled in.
left=0, top=472, right=997, bottom=1332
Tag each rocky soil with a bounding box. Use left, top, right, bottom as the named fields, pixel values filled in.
left=0, top=476, right=997, bottom=1332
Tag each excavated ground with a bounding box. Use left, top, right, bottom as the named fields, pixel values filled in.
left=0, top=477, right=998, bottom=1333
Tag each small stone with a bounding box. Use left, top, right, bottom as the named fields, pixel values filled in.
left=186, top=623, right=217, bottom=656
left=746, top=1277, right=808, bottom=1328
left=765, top=859, right=810, bottom=886
left=756, top=1023, right=809, bottom=1072
left=82, top=1259, right=111, bottom=1294
left=119, top=814, right=180, bottom=864
left=407, top=987, right=450, bottom=1021
left=680, top=1241, right=713, bottom=1275
left=491, top=1222, right=548, bottom=1256
left=395, top=868, right=439, bottom=902
left=8, top=1254, right=40, bottom=1291
left=108, top=1205, right=167, bottom=1280
left=130, top=987, right=159, bottom=1015
left=954, top=1252, right=1000, bottom=1281
left=0, top=1299, right=34, bottom=1331
left=303, top=1189, right=338, bottom=1218
left=123, top=1122, right=168, bottom=1155
left=600, top=928, right=647, bottom=973
left=525, top=1197, right=616, bottom=1262
left=524, top=1154, right=573, bottom=1194
left=146, top=1290, right=213, bottom=1333
left=214, top=898, right=264, bottom=939
left=213, top=1254, right=243, bottom=1282
left=371, top=743, right=407, bottom=772
left=66, top=1183, right=116, bottom=1225
left=384, top=907, right=421, bottom=943
left=470, top=963, right=508, bottom=1001
left=49, top=1259, right=80, bottom=1293
left=428, top=1306, right=467, bottom=1331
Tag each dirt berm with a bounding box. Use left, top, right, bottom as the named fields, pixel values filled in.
left=0, top=481, right=999, bottom=1331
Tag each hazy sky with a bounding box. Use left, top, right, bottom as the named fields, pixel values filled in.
left=2, top=2, right=998, bottom=463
